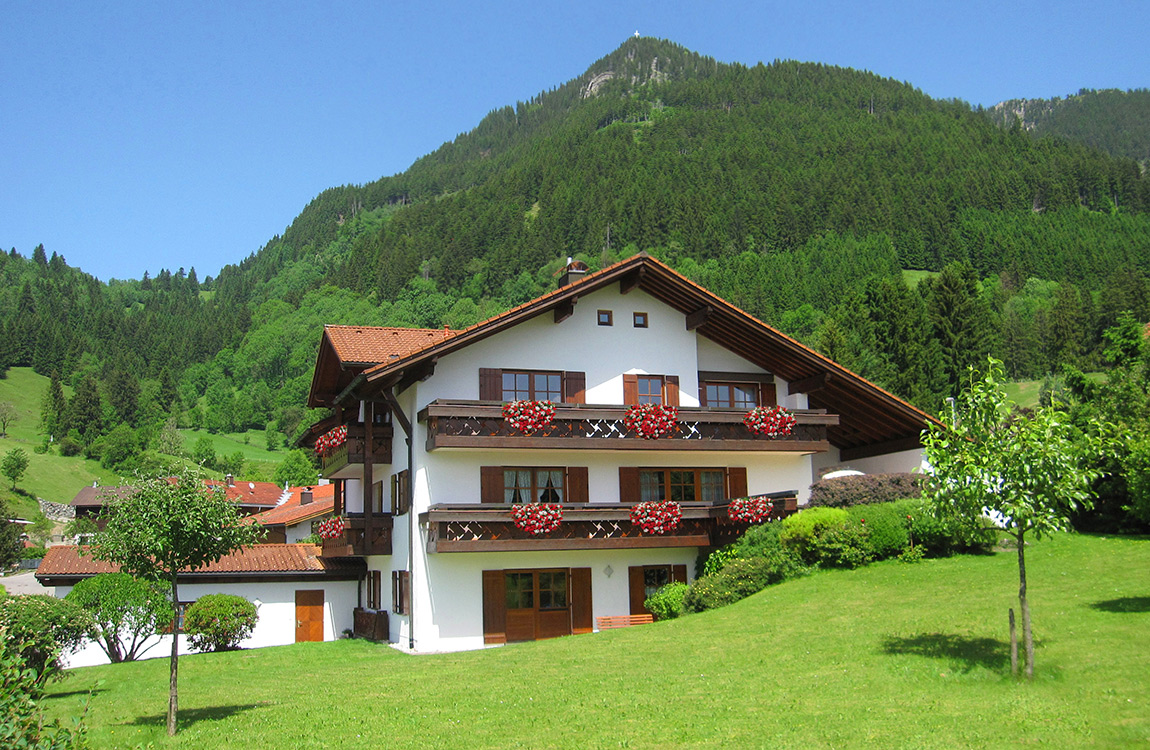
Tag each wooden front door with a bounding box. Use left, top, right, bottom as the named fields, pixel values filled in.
left=503, top=570, right=570, bottom=642
left=295, top=589, right=324, bottom=642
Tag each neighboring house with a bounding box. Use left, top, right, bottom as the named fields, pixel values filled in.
left=302, top=253, right=935, bottom=652
left=71, top=477, right=287, bottom=528
left=243, top=484, right=336, bottom=543
left=35, top=543, right=363, bottom=667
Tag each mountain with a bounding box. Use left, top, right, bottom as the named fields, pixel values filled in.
left=986, top=88, right=1150, bottom=169
left=4, top=37, right=1150, bottom=475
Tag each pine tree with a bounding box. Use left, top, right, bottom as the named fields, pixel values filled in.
left=40, top=371, right=66, bottom=439
left=67, top=375, right=104, bottom=444
left=924, top=262, right=995, bottom=396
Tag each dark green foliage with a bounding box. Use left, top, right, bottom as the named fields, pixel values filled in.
left=57, top=436, right=81, bottom=457
left=21, top=547, right=48, bottom=560
left=184, top=594, right=258, bottom=652
left=730, top=520, right=786, bottom=558
left=0, top=629, right=89, bottom=750
left=0, top=595, right=92, bottom=681
left=0, top=503, right=21, bottom=568
left=779, top=507, right=872, bottom=567
left=93, top=424, right=138, bottom=471
left=216, top=451, right=245, bottom=478
left=807, top=472, right=924, bottom=507
left=2, top=447, right=29, bottom=488
left=644, top=582, right=689, bottom=621
left=65, top=573, right=173, bottom=663
left=191, top=436, right=216, bottom=468
left=846, top=504, right=910, bottom=559
left=65, top=376, right=102, bottom=446
left=274, top=450, right=316, bottom=488
left=683, top=551, right=809, bottom=613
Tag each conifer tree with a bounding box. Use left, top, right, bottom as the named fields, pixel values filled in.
left=40, top=371, right=66, bottom=439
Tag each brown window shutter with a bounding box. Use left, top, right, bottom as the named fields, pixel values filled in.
left=400, top=571, right=411, bottom=616
left=373, top=571, right=382, bottom=611
left=480, top=466, right=504, bottom=504
left=391, top=571, right=400, bottom=613
left=665, top=375, right=680, bottom=406
left=672, top=564, right=688, bottom=584
left=698, top=379, right=707, bottom=407
left=618, top=467, right=640, bottom=504
left=566, top=466, right=589, bottom=504
left=570, top=567, right=593, bottom=634
left=727, top=467, right=748, bottom=499
left=479, top=368, right=502, bottom=401
left=482, top=570, right=507, bottom=644
left=564, top=371, right=586, bottom=404
left=628, top=566, right=648, bottom=615
left=622, top=373, right=638, bottom=405
left=759, top=382, right=777, bottom=407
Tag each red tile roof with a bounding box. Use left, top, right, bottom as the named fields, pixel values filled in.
left=242, top=484, right=335, bottom=527
left=36, top=544, right=339, bottom=578
left=71, top=481, right=285, bottom=510
left=324, top=325, right=457, bottom=366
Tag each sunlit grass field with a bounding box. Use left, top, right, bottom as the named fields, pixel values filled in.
left=45, top=533, right=1149, bottom=748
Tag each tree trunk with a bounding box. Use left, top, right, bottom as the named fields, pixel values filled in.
left=1016, top=529, right=1034, bottom=679
left=168, top=574, right=180, bottom=736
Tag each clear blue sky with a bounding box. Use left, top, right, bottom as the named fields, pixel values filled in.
left=2, top=1, right=1147, bottom=282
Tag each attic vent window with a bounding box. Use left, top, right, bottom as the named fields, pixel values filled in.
left=597, top=310, right=613, bottom=326
left=633, top=312, right=649, bottom=328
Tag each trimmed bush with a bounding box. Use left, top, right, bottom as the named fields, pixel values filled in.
left=780, top=507, right=873, bottom=568
left=846, top=504, right=910, bottom=560
left=683, top=550, right=809, bottom=612
left=731, top=520, right=786, bottom=558
left=0, top=594, right=92, bottom=681
left=184, top=594, right=258, bottom=653
left=644, top=582, right=689, bottom=621
left=808, top=472, right=923, bottom=508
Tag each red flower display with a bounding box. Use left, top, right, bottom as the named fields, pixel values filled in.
left=316, top=516, right=346, bottom=540
left=629, top=501, right=683, bottom=535
left=511, top=503, right=564, bottom=535
left=315, top=425, right=348, bottom=455
left=623, top=404, right=679, bottom=440
left=502, top=400, right=556, bottom=435
left=743, top=405, right=797, bottom=438
left=727, top=495, right=775, bottom=524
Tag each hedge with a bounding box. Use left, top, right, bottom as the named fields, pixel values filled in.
left=807, top=472, right=924, bottom=508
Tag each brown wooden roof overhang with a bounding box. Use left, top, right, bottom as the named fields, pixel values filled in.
left=349, top=254, right=937, bottom=456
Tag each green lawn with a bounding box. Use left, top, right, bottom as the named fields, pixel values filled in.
left=45, top=533, right=1149, bottom=748
left=178, top=429, right=286, bottom=467
left=0, top=368, right=118, bottom=518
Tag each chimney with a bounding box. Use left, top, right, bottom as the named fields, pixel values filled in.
left=558, top=257, right=589, bottom=288
left=301, top=488, right=313, bottom=506
left=226, top=474, right=235, bottom=487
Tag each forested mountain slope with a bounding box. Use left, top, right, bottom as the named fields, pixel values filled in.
left=3, top=37, right=1150, bottom=471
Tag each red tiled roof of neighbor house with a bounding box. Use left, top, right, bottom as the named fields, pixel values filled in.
left=323, top=325, right=457, bottom=366
left=35, top=544, right=364, bottom=584
left=206, top=479, right=285, bottom=508
left=242, top=484, right=335, bottom=527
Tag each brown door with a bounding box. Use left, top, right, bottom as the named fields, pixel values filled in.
left=503, top=570, right=571, bottom=642
left=295, top=589, right=324, bottom=642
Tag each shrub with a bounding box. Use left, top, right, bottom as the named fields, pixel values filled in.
left=846, top=503, right=910, bottom=560
left=65, top=573, right=173, bottom=663
left=699, top=545, right=738, bottom=577
left=779, top=507, right=848, bottom=560
left=731, top=519, right=786, bottom=558
left=808, top=472, right=924, bottom=508
left=0, top=595, right=92, bottom=680
left=57, top=436, right=82, bottom=457
left=644, top=581, right=689, bottom=621
left=780, top=507, right=873, bottom=568
left=891, top=498, right=995, bottom=557
left=184, top=594, right=258, bottom=652
left=0, top=627, right=89, bottom=749
left=20, top=546, right=47, bottom=560
left=809, top=522, right=873, bottom=568
left=683, top=550, right=809, bottom=612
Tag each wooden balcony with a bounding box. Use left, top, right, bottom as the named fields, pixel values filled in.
left=423, top=493, right=797, bottom=553
left=418, top=401, right=835, bottom=453
left=319, top=515, right=393, bottom=557
left=318, top=424, right=393, bottom=479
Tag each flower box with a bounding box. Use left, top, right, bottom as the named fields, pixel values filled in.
left=623, top=404, right=679, bottom=440
left=743, top=405, right=797, bottom=438
left=629, top=501, right=683, bottom=535
left=511, top=503, right=564, bottom=535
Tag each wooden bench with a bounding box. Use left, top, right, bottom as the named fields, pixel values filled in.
left=595, top=614, right=654, bottom=630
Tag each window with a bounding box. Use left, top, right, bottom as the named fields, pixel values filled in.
left=597, top=310, right=613, bottom=326
left=504, top=468, right=565, bottom=504
left=639, top=469, right=726, bottom=503
left=636, top=375, right=665, bottom=404
left=703, top=382, right=759, bottom=409
left=643, top=566, right=672, bottom=601
left=505, top=570, right=567, bottom=611
left=633, top=312, right=648, bottom=328
left=501, top=370, right=562, bottom=402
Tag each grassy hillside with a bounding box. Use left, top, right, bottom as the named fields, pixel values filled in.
left=0, top=368, right=119, bottom=519
left=45, top=533, right=1149, bottom=748
left=177, top=428, right=286, bottom=477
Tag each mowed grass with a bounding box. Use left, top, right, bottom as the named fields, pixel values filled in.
left=0, top=368, right=119, bottom=517
left=45, top=533, right=1149, bottom=749
left=177, top=429, right=285, bottom=469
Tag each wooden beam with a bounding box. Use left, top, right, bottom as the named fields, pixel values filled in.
left=697, top=370, right=774, bottom=384
left=839, top=435, right=924, bottom=462
left=395, top=357, right=437, bottom=393
left=619, top=269, right=644, bottom=294
left=686, top=305, right=713, bottom=331
left=553, top=297, right=576, bottom=324
left=788, top=372, right=831, bottom=395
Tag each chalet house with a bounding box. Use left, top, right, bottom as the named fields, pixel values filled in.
left=243, top=484, right=336, bottom=543
left=303, top=253, right=932, bottom=652
left=36, top=543, right=363, bottom=667
left=71, top=477, right=287, bottom=528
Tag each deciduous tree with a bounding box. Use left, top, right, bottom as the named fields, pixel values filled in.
left=65, top=572, right=173, bottom=663
left=2, top=448, right=29, bottom=489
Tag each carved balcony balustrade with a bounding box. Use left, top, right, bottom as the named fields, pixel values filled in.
left=317, top=423, right=393, bottom=480
left=423, top=493, right=798, bottom=553
left=319, top=514, right=393, bottom=558
left=418, top=401, right=836, bottom=453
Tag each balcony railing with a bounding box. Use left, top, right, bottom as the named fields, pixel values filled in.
left=423, top=493, right=798, bottom=553
left=319, top=514, right=393, bottom=557
left=317, top=424, right=393, bottom=479
left=418, top=401, right=836, bottom=453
